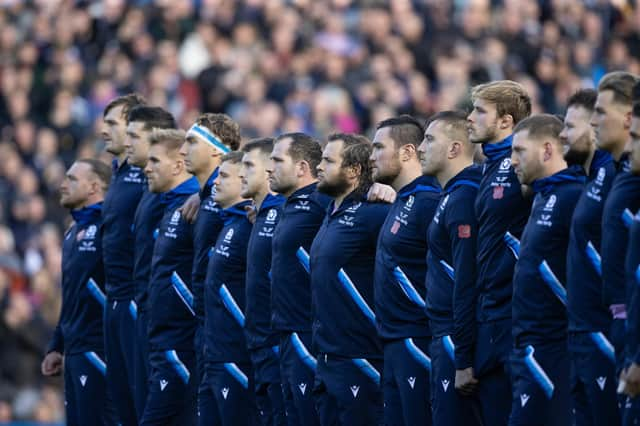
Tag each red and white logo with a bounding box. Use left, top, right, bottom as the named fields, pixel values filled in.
left=493, top=185, right=504, bottom=199
left=458, top=224, right=471, bottom=239
left=390, top=221, right=401, bottom=234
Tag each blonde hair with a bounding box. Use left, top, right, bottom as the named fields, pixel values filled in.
left=149, top=128, right=186, bottom=151
left=470, top=80, right=532, bottom=125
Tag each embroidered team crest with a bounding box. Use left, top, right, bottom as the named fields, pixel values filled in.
left=493, top=185, right=504, bottom=199
left=224, top=228, right=234, bottom=243
left=266, top=209, right=277, bottom=222
left=544, top=195, right=556, bottom=211
left=170, top=211, right=181, bottom=225
left=499, top=158, right=511, bottom=171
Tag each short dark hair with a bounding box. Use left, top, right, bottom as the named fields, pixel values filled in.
left=327, top=133, right=373, bottom=197
left=376, top=115, right=424, bottom=148
left=242, top=137, right=274, bottom=156
left=426, top=110, right=470, bottom=142
left=220, top=151, right=244, bottom=165
left=566, top=89, right=597, bottom=112
left=275, top=132, right=323, bottom=178
left=127, top=106, right=176, bottom=130
left=597, top=71, right=639, bottom=106
left=77, top=159, right=112, bottom=192
left=103, top=93, right=146, bottom=119
left=633, top=82, right=640, bottom=118
left=195, top=113, right=241, bottom=151
left=513, top=114, right=564, bottom=142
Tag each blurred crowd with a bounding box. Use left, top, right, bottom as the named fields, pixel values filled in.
left=0, top=0, right=639, bottom=422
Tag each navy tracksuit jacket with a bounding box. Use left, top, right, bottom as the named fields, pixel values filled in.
left=141, top=177, right=200, bottom=426
left=373, top=175, right=440, bottom=426
left=626, top=209, right=640, bottom=366
left=49, top=203, right=115, bottom=426
left=510, top=166, right=585, bottom=426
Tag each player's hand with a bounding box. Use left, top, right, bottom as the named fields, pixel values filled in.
left=41, top=351, right=63, bottom=376
left=179, top=193, right=201, bottom=223
left=455, top=367, right=478, bottom=396
left=245, top=204, right=257, bottom=224
left=367, top=183, right=396, bottom=203
left=623, top=363, right=640, bottom=397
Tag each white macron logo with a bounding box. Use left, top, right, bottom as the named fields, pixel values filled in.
left=441, top=380, right=450, bottom=392
left=597, top=377, right=607, bottom=391
left=407, top=377, right=416, bottom=389
left=79, top=375, right=87, bottom=387
left=350, top=385, right=360, bottom=398
left=160, top=379, right=168, bottom=391
left=298, top=383, right=307, bottom=395
left=222, top=388, right=229, bottom=400
left=520, top=394, right=530, bottom=407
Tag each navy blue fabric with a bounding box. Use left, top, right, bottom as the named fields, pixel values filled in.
left=271, top=183, right=331, bottom=333
left=147, top=177, right=200, bottom=351
left=134, top=309, right=149, bottom=420
left=476, top=136, right=532, bottom=322
left=102, top=159, right=145, bottom=300
left=310, top=192, right=390, bottom=359
left=249, top=346, right=286, bottom=426
left=626, top=209, right=640, bottom=364
left=48, top=203, right=105, bottom=355
left=374, top=175, right=440, bottom=340
left=425, top=166, right=481, bottom=370
left=567, top=152, right=617, bottom=333
left=382, top=337, right=432, bottom=426
left=602, top=154, right=640, bottom=307
left=63, top=351, right=117, bottom=426
left=512, top=167, right=585, bottom=348
left=198, top=361, right=256, bottom=426
left=245, top=194, right=285, bottom=350
left=203, top=201, right=253, bottom=363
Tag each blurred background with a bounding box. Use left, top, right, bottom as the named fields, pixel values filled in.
left=0, top=0, right=638, bottom=423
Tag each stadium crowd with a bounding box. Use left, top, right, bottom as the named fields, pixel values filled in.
left=1, top=0, right=640, bottom=424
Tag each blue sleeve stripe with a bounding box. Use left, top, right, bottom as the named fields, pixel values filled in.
left=171, top=272, right=195, bottom=316
left=393, top=266, right=426, bottom=308
left=404, top=338, right=431, bottom=371
left=442, top=335, right=455, bottom=362
left=524, top=345, right=555, bottom=399
left=585, top=241, right=602, bottom=277
left=165, top=350, right=191, bottom=384
left=272, top=345, right=280, bottom=356
left=504, top=232, right=520, bottom=260
left=352, top=358, right=381, bottom=385
left=129, top=300, right=138, bottom=321
left=439, top=260, right=455, bottom=280
left=187, top=124, right=231, bottom=154
left=623, top=209, right=634, bottom=228
left=539, top=260, right=567, bottom=306
left=84, top=351, right=106, bottom=376
left=219, top=284, right=245, bottom=327
left=337, top=268, right=376, bottom=326
left=589, top=332, right=615, bottom=364
left=296, top=247, right=311, bottom=274
left=86, top=278, right=106, bottom=309
left=223, top=362, right=249, bottom=389
left=291, top=332, right=317, bottom=371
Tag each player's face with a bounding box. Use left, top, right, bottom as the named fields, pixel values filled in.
left=125, top=121, right=152, bottom=167
left=145, top=143, right=176, bottom=193
left=102, top=105, right=127, bottom=156
left=468, top=99, right=499, bottom=144
left=60, top=162, right=94, bottom=209
left=370, top=127, right=402, bottom=185
left=511, top=130, right=544, bottom=185
left=240, top=149, right=270, bottom=199
left=179, top=135, right=219, bottom=176
left=629, top=116, right=640, bottom=175
left=214, top=161, right=243, bottom=208
left=317, top=140, right=351, bottom=197
left=560, top=106, right=594, bottom=167
left=268, top=138, right=297, bottom=195
left=418, top=121, right=448, bottom=176
left=591, top=90, right=629, bottom=154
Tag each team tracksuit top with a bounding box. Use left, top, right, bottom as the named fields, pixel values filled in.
left=132, top=184, right=164, bottom=314
left=102, top=159, right=145, bottom=300
left=601, top=153, right=640, bottom=309
left=566, top=150, right=616, bottom=334
left=374, top=175, right=441, bottom=341
left=625, top=209, right=640, bottom=364
left=204, top=200, right=253, bottom=363
left=147, top=177, right=200, bottom=352
left=475, top=136, right=533, bottom=323
left=271, top=183, right=332, bottom=334
left=49, top=203, right=106, bottom=355
left=245, top=194, right=286, bottom=351
left=192, top=169, right=223, bottom=324
left=310, top=190, right=390, bottom=359
left=512, top=166, right=585, bottom=348
left=425, top=166, right=481, bottom=370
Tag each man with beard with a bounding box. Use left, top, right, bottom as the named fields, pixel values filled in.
left=124, top=105, right=177, bottom=419
left=42, top=159, right=115, bottom=426
left=310, top=133, right=390, bottom=426
left=561, top=88, right=619, bottom=426
left=370, top=115, right=440, bottom=425
left=509, top=115, right=585, bottom=426
left=101, top=94, right=147, bottom=426
left=419, top=111, right=482, bottom=426
left=466, top=81, right=532, bottom=426
left=240, top=139, right=287, bottom=425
